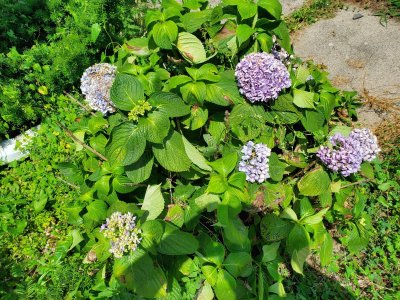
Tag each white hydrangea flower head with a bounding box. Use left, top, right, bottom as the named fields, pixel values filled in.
left=80, top=63, right=117, bottom=114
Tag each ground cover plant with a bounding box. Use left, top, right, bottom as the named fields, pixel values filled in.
left=47, top=0, right=386, bottom=298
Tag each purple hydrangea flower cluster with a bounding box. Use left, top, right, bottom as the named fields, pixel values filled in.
left=239, top=141, right=272, bottom=183
left=349, top=128, right=381, bottom=161
left=80, top=63, right=117, bottom=114
left=235, top=52, right=291, bottom=103
left=317, top=128, right=380, bottom=177
left=100, top=212, right=142, bottom=258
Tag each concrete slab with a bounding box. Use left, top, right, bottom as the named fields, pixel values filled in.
left=281, top=0, right=306, bottom=15
left=291, top=7, right=400, bottom=129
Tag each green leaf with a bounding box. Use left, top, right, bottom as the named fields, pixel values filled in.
left=258, top=0, right=282, bottom=19
left=165, top=204, right=184, bottom=227
left=125, top=151, right=154, bottom=184
left=293, top=89, right=316, bottom=109
left=88, top=115, right=108, bottom=135
left=269, top=281, right=286, bottom=297
left=83, top=200, right=108, bottom=228
left=138, top=111, right=170, bottom=144
left=181, top=82, right=207, bottom=104
left=181, top=10, right=212, bottom=33
left=181, top=106, right=208, bottom=130
left=199, top=234, right=225, bottom=266
left=260, top=214, right=291, bottom=242
left=91, top=23, right=101, bottom=42
left=209, top=152, right=238, bottom=178
left=269, top=153, right=286, bottom=182
left=262, top=242, right=280, bottom=263
left=195, top=193, right=221, bottom=212
left=124, top=38, right=150, bottom=56
left=360, top=162, right=374, bottom=179
left=207, top=174, right=228, bottom=194
left=141, top=220, right=164, bottom=254
left=110, top=74, right=144, bottom=111
left=298, top=167, right=331, bottom=196
left=112, top=176, right=138, bottom=194
left=186, top=64, right=220, bottom=82
left=106, top=122, right=146, bottom=166
left=67, top=229, right=84, bottom=251
left=301, top=110, right=326, bottom=133
left=224, top=252, right=252, bottom=277
left=236, top=24, right=254, bottom=47
left=177, top=32, right=207, bottom=64
left=228, top=172, right=246, bottom=190
left=223, top=217, right=251, bottom=252
left=95, top=175, right=111, bottom=195
left=142, top=184, right=165, bottom=220
left=230, top=103, right=267, bottom=142
left=238, top=3, right=257, bottom=19
left=287, top=224, right=310, bottom=274
left=158, top=222, right=199, bottom=255
left=197, top=282, right=215, bottom=300
left=320, top=232, right=333, bottom=267
left=113, top=249, right=167, bottom=298
left=214, top=269, right=237, bottom=300
left=205, top=71, right=243, bottom=106
left=202, top=265, right=218, bottom=286
left=182, top=136, right=212, bottom=172
left=148, top=92, right=190, bottom=117
left=152, top=131, right=192, bottom=172
left=301, top=207, right=330, bottom=225
left=152, top=21, right=178, bottom=49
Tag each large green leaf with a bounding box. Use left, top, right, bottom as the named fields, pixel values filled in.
left=113, top=249, right=167, bottom=298
left=141, top=220, right=164, bottom=254
left=83, top=200, right=108, bottom=229
left=158, top=222, right=199, bottom=255
left=148, top=92, right=190, bottom=117
left=141, top=184, right=165, bottom=220
left=293, top=89, right=316, bottom=109
left=320, top=232, right=333, bottom=266
left=199, top=234, right=225, bottom=266
left=258, top=0, right=282, bottom=19
left=230, top=103, right=267, bottom=142
left=125, top=151, right=154, bottom=184
left=287, top=224, right=310, bottom=274
left=224, top=252, right=252, bottom=277
left=105, top=122, right=146, bottom=167
left=260, top=214, right=292, bottom=242
left=298, top=167, right=331, bottom=196
left=238, top=2, right=257, bottom=19
left=223, top=217, right=251, bottom=252
left=138, top=111, right=170, bottom=143
left=152, top=131, right=192, bottom=172
left=182, top=135, right=212, bottom=171
left=181, top=10, right=212, bottom=33
left=152, top=20, right=178, bottom=49
left=110, top=74, right=144, bottom=111
left=236, top=24, right=254, bottom=47
left=177, top=32, right=207, bottom=64
left=269, top=153, right=287, bottom=182
left=205, top=70, right=243, bottom=106
left=213, top=269, right=237, bottom=300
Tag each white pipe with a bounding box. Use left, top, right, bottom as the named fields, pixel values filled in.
left=0, top=125, right=40, bottom=164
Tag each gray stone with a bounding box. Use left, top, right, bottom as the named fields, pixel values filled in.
left=292, top=7, right=400, bottom=129
left=352, top=13, right=364, bottom=20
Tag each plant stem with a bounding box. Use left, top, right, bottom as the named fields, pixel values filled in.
left=64, top=92, right=97, bottom=116
left=56, top=121, right=108, bottom=161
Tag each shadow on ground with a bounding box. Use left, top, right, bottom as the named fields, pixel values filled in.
left=286, top=264, right=356, bottom=299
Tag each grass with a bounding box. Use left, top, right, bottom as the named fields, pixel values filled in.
left=284, top=0, right=343, bottom=32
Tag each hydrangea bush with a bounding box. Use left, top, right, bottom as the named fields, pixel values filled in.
left=58, top=0, right=380, bottom=298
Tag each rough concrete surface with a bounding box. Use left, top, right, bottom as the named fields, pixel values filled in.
left=292, top=7, right=400, bottom=129
left=281, top=0, right=305, bottom=15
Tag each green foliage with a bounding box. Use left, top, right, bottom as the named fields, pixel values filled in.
left=38, top=0, right=382, bottom=298
left=0, top=0, right=153, bottom=138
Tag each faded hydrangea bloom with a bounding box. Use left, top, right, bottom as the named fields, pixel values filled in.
left=235, top=52, right=291, bottom=103
left=239, top=141, right=272, bottom=183
left=100, top=212, right=142, bottom=258
left=349, top=128, right=381, bottom=161
left=80, top=63, right=117, bottom=114
left=317, top=134, right=363, bottom=177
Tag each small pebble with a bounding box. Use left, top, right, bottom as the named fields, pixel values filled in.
left=352, top=13, right=364, bottom=20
